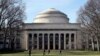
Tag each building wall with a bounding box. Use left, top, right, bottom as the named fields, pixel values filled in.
left=21, top=31, right=28, bottom=50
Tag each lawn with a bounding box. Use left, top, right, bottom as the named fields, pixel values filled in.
left=1, top=50, right=100, bottom=56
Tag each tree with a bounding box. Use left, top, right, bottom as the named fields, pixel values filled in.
left=0, top=0, right=25, bottom=50
left=77, top=0, right=100, bottom=51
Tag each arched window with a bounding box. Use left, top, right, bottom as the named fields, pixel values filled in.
left=39, top=33, right=42, bottom=36
left=71, top=33, right=74, bottom=42
left=39, top=33, right=42, bottom=49
left=61, top=33, right=64, bottom=40
left=66, top=33, right=69, bottom=39
left=34, top=33, right=37, bottom=40
left=44, top=33, right=48, bottom=37
left=44, top=33, right=48, bottom=50
left=28, top=33, right=32, bottom=40
left=50, top=33, right=53, bottom=41
left=55, top=33, right=59, bottom=39
left=33, top=33, right=37, bottom=49
left=50, top=33, right=53, bottom=37
left=49, top=33, right=53, bottom=49
left=66, top=33, right=69, bottom=45
left=55, top=33, right=59, bottom=49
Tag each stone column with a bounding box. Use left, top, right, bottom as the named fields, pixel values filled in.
left=74, top=33, right=77, bottom=49
left=48, top=34, right=50, bottom=50
left=64, top=33, right=66, bottom=50
left=53, top=34, right=55, bottom=50
left=37, top=34, right=39, bottom=50
left=42, top=34, right=44, bottom=50
left=59, top=34, right=61, bottom=50
left=69, top=33, right=71, bottom=50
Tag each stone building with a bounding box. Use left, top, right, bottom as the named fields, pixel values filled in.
left=0, top=8, right=82, bottom=50
left=21, top=8, right=82, bottom=50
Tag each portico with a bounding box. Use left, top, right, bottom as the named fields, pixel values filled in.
left=27, top=30, right=77, bottom=50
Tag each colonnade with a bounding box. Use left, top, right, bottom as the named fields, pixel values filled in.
left=28, top=33, right=76, bottom=50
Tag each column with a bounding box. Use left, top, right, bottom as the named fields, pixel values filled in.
left=53, top=34, right=55, bottom=50
left=48, top=34, right=50, bottom=50
left=42, top=34, right=44, bottom=50
left=74, top=33, right=77, bottom=49
left=32, top=34, right=33, bottom=50
left=69, top=33, right=71, bottom=50
left=59, top=34, right=61, bottom=50
left=37, top=34, right=39, bottom=50
left=64, top=33, right=66, bottom=50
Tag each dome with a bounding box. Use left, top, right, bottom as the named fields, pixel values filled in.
left=33, top=8, right=69, bottom=23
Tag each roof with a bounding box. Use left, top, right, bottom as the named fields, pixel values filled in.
left=33, top=8, right=69, bottom=23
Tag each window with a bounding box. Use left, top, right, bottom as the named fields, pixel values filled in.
left=39, top=33, right=42, bottom=41
left=33, top=33, right=37, bottom=49
left=39, top=33, right=42, bottom=49
left=55, top=33, right=59, bottom=49
left=71, top=33, right=74, bottom=42
left=33, top=34, right=37, bottom=42
left=66, top=34, right=69, bottom=39
left=50, top=33, right=53, bottom=49
left=55, top=33, right=59, bottom=42
left=50, top=33, right=53, bottom=41
left=28, top=33, right=32, bottom=49
left=55, top=34, right=59, bottom=44
left=66, top=34, right=69, bottom=45
left=28, top=33, right=32, bottom=40
left=44, top=33, right=48, bottom=50
left=61, top=34, right=64, bottom=40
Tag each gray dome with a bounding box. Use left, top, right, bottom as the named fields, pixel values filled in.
left=33, top=8, right=69, bottom=23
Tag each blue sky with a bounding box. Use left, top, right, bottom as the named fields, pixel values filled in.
left=23, top=0, right=87, bottom=23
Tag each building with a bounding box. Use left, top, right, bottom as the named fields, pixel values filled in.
left=0, top=8, right=82, bottom=50
left=21, top=8, right=82, bottom=50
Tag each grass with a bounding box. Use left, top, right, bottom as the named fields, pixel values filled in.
left=1, top=50, right=100, bottom=56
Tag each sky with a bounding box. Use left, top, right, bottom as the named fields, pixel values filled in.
left=23, top=0, right=87, bottom=23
